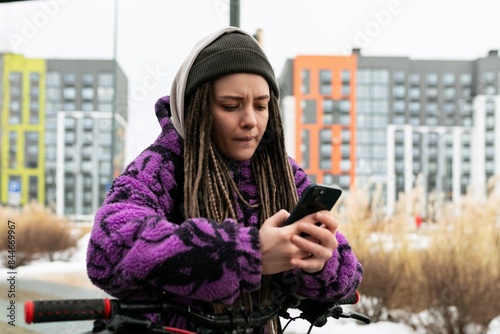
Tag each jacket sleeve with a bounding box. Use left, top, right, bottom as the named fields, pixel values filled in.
left=86, top=145, right=261, bottom=304
left=280, top=158, right=363, bottom=302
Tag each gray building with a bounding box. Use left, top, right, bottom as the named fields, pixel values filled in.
left=45, top=59, right=127, bottom=219
left=278, top=49, right=500, bottom=216
left=357, top=50, right=500, bottom=215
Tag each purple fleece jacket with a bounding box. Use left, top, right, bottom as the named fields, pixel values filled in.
left=86, top=96, right=363, bottom=331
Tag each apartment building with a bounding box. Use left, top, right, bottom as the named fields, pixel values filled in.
left=1, top=53, right=46, bottom=206
left=279, top=54, right=358, bottom=190
left=1, top=53, right=127, bottom=219
left=279, top=50, right=500, bottom=215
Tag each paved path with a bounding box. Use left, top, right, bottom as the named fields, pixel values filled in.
left=0, top=278, right=109, bottom=334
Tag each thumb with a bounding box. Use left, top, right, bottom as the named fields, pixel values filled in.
left=267, top=209, right=290, bottom=227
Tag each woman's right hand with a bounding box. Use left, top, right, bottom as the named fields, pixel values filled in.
left=259, top=209, right=339, bottom=275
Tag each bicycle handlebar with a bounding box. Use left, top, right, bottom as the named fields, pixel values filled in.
left=25, top=290, right=369, bottom=332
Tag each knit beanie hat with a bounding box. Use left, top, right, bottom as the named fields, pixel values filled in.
left=184, top=31, right=279, bottom=104
left=170, top=27, right=278, bottom=140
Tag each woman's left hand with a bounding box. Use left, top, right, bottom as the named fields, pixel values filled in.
left=288, top=210, right=339, bottom=274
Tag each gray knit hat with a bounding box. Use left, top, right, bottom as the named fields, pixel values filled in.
left=184, top=31, right=279, bottom=103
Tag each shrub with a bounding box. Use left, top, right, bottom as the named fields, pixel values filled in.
left=335, top=179, right=500, bottom=333
left=0, top=202, right=78, bottom=267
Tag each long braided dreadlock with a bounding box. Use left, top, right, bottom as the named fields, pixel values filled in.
left=183, top=81, right=299, bottom=333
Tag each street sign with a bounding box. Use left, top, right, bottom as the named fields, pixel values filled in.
left=8, top=180, right=21, bottom=206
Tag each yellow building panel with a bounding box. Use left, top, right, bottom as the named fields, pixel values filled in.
left=1, top=54, right=46, bottom=205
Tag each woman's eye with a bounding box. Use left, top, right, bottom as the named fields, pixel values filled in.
left=255, top=105, right=267, bottom=111
left=223, top=105, right=239, bottom=111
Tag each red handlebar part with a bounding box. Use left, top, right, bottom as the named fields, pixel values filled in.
left=24, top=298, right=112, bottom=324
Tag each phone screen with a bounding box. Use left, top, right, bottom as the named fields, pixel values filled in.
left=284, top=184, right=342, bottom=226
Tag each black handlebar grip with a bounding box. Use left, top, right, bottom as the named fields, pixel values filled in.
left=337, top=291, right=360, bottom=305
left=25, top=298, right=112, bottom=324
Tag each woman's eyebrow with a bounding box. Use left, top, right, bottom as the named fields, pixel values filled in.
left=216, top=95, right=270, bottom=101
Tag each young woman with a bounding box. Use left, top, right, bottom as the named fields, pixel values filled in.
left=86, top=26, right=363, bottom=333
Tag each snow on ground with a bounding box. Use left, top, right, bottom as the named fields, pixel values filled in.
left=3, top=233, right=500, bottom=334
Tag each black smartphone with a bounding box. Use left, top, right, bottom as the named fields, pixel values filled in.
left=284, top=183, right=342, bottom=226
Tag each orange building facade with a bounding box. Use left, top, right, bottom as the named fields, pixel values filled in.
left=282, top=55, right=358, bottom=189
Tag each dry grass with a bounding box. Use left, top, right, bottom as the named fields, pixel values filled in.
left=0, top=201, right=79, bottom=267
left=335, top=178, right=500, bottom=333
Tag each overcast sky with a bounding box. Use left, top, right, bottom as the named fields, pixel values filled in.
left=1, top=0, right=499, bottom=162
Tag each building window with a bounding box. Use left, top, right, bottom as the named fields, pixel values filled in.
left=9, top=100, right=22, bottom=124
left=100, top=161, right=111, bottom=174
left=393, top=100, right=405, bottom=113
left=82, top=87, right=94, bottom=100
left=339, top=175, right=350, bottom=189
left=98, top=86, right=114, bottom=102
left=341, top=83, right=350, bottom=96
left=393, top=85, right=405, bottom=98
left=319, top=70, right=332, bottom=95
left=341, top=129, right=350, bottom=142
left=301, top=69, right=310, bottom=94
left=47, top=87, right=61, bottom=101
left=46, top=72, right=61, bottom=87
left=323, top=99, right=335, bottom=124
left=410, top=73, right=420, bottom=85
left=341, top=159, right=351, bottom=171
left=485, top=100, right=495, bottom=113
left=98, top=102, right=113, bottom=112
left=25, top=132, right=39, bottom=168
left=442, top=73, right=455, bottom=86
left=28, top=176, right=38, bottom=201
left=83, top=117, right=94, bottom=130
left=373, top=69, right=389, bottom=83
left=393, top=70, right=405, bottom=83
left=63, top=87, right=76, bottom=100
left=320, top=128, right=332, bottom=143
left=483, top=71, right=495, bottom=85
left=29, top=99, right=39, bottom=124
left=63, top=72, right=76, bottom=86
left=341, top=71, right=351, bottom=96
left=301, top=129, right=310, bottom=169
left=341, top=70, right=351, bottom=83
left=319, top=129, right=332, bottom=170
left=82, top=72, right=94, bottom=86
left=9, top=72, right=22, bottom=124
left=339, top=100, right=350, bottom=114
left=82, top=102, right=94, bottom=111
left=485, top=86, right=496, bottom=95
left=323, top=174, right=337, bottom=185
left=393, top=115, right=405, bottom=124
left=409, top=87, right=420, bottom=100
left=9, top=72, right=21, bottom=85
left=63, top=101, right=76, bottom=111
left=460, top=73, right=471, bottom=86
left=98, top=72, right=114, bottom=86
left=301, top=99, right=317, bottom=124
left=339, top=114, right=350, bottom=125
left=426, top=102, right=438, bottom=115
left=372, top=85, right=389, bottom=99
left=30, top=72, right=40, bottom=98
left=65, top=132, right=76, bottom=145
left=81, top=145, right=93, bottom=160
left=426, top=116, right=439, bottom=126
left=426, top=73, right=438, bottom=86
left=444, top=87, right=456, bottom=100
left=9, top=132, right=18, bottom=168
left=341, top=143, right=350, bottom=158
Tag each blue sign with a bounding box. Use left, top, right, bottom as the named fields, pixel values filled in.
left=8, top=180, right=20, bottom=193
left=8, top=180, right=21, bottom=206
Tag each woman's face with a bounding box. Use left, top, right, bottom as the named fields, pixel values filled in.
left=211, top=73, right=270, bottom=161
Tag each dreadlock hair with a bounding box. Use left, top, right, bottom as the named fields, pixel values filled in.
left=183, top=80, right=298, bottom=224
left=183, top=80, right=299, bottom=333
